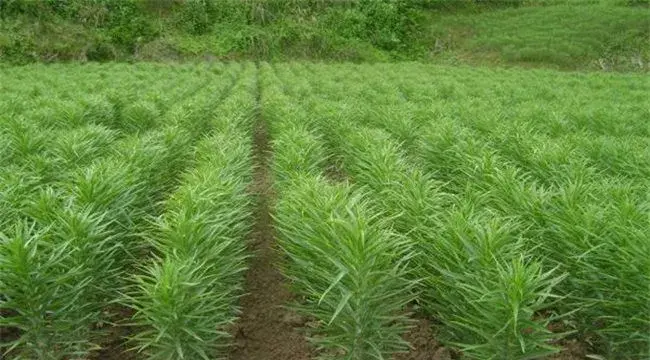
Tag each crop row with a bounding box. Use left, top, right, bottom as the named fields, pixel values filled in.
left=126, top=66, right=257, bottom=359
left=0, top=63, right=244, bottom=170
left=262, top=64, right=415, bottom=358
left=269, top=63, right=564, bottom=359
left=275, top=62, right=648, bottom=359
left=1, top=61, right=647, bottom=359
left=0, top=63, right=246, bottom=222
left=0, top=62, right=257, bottom=359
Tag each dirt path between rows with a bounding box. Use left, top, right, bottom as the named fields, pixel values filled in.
left=228, top=70, right=313, bottom=360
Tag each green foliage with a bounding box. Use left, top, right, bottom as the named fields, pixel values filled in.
left=424, top=5, right=650, bottom=70
left=0, top=221, right=106, bottom=358
left=1, top=60, right=648, bottom=360
left=101, top=1, right=159, bottom=51
left=127, top=135, right=253, bottom=359
left=262, top=63, right=416, bottom=359
left=119, top=100, right=159, bottom=133
left=298, top=74, right=567, bottom=358
left=0, top=62, right=246, bottom=359
left=420, top=207, right=565, bottom=359
left=0, top=0, right=54, bottom=18
left=175, top=0, right=213, bottom=35
left=2, top=0, right=649, bottom=65
left=320, top=0, right=422, bottom=50
left=124, top=72, right=256, bottom=359
left=291, top=61, right=649, bottom=359
left=275, top=179, right=416, bottom=359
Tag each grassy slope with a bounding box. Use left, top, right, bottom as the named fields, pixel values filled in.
left=422, top=5, right=650, bottom=70
left=1, top=4, right=648, bottom=71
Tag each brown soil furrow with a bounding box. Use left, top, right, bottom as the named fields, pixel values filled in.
left=394, top=315, right=454, bottom=360
left=229, top=69, right=313, bottom=360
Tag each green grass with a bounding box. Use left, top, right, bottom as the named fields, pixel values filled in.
left=423, top=4, right=650, bottom=70
left=2, top=2, right=648, bottom=70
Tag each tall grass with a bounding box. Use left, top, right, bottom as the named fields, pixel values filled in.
left=422, top=4, right=649, bottom=70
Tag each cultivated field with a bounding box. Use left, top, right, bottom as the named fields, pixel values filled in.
left=0, top=62, right=648, bottom=360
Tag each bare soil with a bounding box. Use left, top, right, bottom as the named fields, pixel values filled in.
left=228, top=86, right=313, bottom=360
left=394, top=315, right=458, bottom=360
left=0, top=309, right=20, bottom=359
left=550, top=339, right=589, bottom=359
left=91, top=306, right=137, bottom=360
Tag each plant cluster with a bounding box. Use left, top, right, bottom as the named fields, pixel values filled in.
left=126, top=64, right=257, bottom=360
left=0, top=62, right=255, bottom=359
left=1, top=61, right=647, bottom=360
left=271, top=61, right=649, bottom=359
left=262, top=64, right=416, bottom=359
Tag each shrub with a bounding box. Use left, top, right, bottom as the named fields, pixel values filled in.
left=175, top=0, right=212, bottom=35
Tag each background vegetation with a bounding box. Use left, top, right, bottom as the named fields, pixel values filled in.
left=0, top=0, right=648, bottom=70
